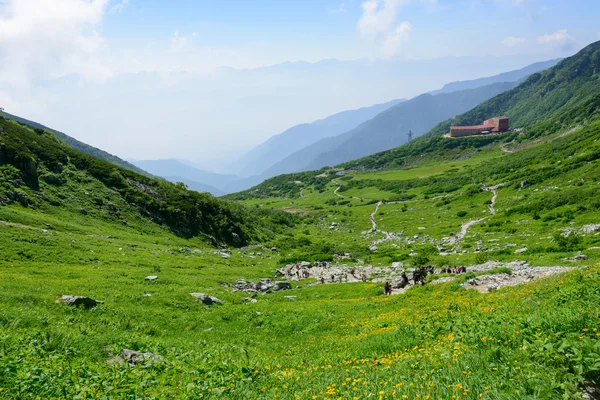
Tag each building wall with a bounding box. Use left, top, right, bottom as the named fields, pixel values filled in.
left=484, top=117, right=509, bottom=131
left=450, top=128, right=484, bottom=137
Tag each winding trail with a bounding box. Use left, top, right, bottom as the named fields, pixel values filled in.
left=369, top=201, right=383, bottom=231
left=482, top=183, right=505, bottom=215
left=500, top=143, right=514, bottom=153
left=447, top=182, right=505, bottom=244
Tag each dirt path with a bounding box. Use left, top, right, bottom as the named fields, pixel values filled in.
left=299, top=188, right=304, bottom=199
left=483, top=183, right=505, bottom=215
left=500, top=143, right=514, bottom=153
left=447, top=183, right=504, bottom=244
left=369, top=201, right=382, bottom=231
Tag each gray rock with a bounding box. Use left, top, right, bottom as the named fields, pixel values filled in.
left=241, top=298, right=258, bottom=304
left=143, top=294, right=152, bottom=297
left=272, top=281, right=292, bottom=291
left=16, top=192, right=29, bottom=207
left=120, top=349, right=163, bottom=365
left=514, top=248, right=528, bottom=254
left=284, top=296, right=297, bottom=301
left=59, top=295, right=102, bottom=309
left=145, top=275, right=158, bottom=281
left=191, top=293, right=223, bottom=305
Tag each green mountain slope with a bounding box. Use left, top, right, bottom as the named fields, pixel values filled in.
left=0, top=117, right=297, bottom=246
left=3, top=112, right=151, bottom=178
left=340, top=41, right=600, bottom=171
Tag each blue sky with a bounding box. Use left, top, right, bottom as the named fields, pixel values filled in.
left=96, top=0, right=600, bottom=66
left=0, top=0, right=598, bottom=166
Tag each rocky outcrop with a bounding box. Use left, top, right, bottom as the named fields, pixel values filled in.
left=119, top=349, right=163, bottom=365
left=191, top=293, right=223, bottom=305
left=58, top=295, right=102, bottom=309
left=232, top=279, right=291, bottom=293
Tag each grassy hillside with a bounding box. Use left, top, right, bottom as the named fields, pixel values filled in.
left=0, top=117, right=298, bottom=247
left=1, top=45, right=600, bottom=400
left=337, top=41, right=600, bottom=171
left=3, top=112, right=151, bottom=178
left=1, top=115, right=600, bottom=399
left=426, top=41, right=600, bottom=139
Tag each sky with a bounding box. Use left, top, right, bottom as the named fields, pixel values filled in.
left=1, top=0, right=599, bottom=171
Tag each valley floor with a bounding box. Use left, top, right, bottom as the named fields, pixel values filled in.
left=2, top=125, right=600, bottom=399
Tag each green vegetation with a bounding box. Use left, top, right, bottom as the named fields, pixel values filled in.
left=0, top=117, right=299, bottom=246
left=3, top=112, right=152, bottom=178
left=1, top=41, right=600, bottom=400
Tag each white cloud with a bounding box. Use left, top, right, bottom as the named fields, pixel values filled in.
left=357, top=0, right=432, bottom=57
left=0, top=0, right=112, bottom=88
left=109, top=0, right=129, bottom=14
left=502, top=36, right=526, bottom=47
left=382, top=22, right=412, bottom=57
left=537, top=29, right=574, bottom=50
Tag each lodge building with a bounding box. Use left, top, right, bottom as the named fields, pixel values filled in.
left=450, top=117, right=509, bottom=138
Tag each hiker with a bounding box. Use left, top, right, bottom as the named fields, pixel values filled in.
left=401, top=271, right=409, bottom=285
left=384, top=282, right=389, bottom=295
left=320, top=277, right=325, bottom=284
left=331, top=274, right=335, bottom=283
left=412, top=268, right=420, bottom=285
left=361, top=273, right=367, bottom=282
left=441, top=267, right=447, bottom=274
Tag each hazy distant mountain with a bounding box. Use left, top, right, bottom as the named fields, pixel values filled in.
left=262, top=82, right=516, bottom=176
left=430, top=59, right=561, bottom=95
left=254, top=59, right=558, bottom=179
left=131, top=159, right=239, bottom=196
left=229, top=98, right=405, bottom=177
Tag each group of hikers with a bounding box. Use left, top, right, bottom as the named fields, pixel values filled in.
left=382, top=265, right=469, bottom=294
left=441, top=265, right=467, bottom=274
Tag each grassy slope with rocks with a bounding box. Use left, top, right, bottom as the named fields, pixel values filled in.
left=1, top=44, right=600, bottom=399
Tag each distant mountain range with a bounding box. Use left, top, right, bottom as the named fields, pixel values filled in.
left=130, top=159, right=240, bottom=196
left=228, top=98, right=406, bottom=177
left=4, top=57, right=560, bottom=197
left=429, top=59, right=560, bottom=95
left=261, top=82, right=517, bottom=176
left=222, top=58, right=560, bottom=186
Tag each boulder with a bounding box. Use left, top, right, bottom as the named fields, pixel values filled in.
left=59, top=295, right=102, bottom=309
left=391, top=278, right=409, bottom=289
left=514, top=248, right=528, bottom=254
left=272, top=281, right=292, bottom=291
left=191, top=293, right=223, bottom=305
left=144, top=276, right=158, bottom=281
left=120, top=349, right=163, bottom=365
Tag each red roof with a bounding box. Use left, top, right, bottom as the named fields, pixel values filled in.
left=450, top=125, right=494, bottom=130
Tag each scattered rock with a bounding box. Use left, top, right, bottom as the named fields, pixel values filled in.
left=143, top=294, right=152, bottom=297
left=272, top=281, right=292, bottom=291
left=241, top=297, right=258, bottom=304
left=58, top=295, right=102, bottom=309
left=144, top=275, right=158, bottom=281
left=120, top=349, right=163, bottom=365
left=514, top=248, right=528, bottom=254
left=191, top=293, right=223, bottom=305
left=284, top=296, right=297, bottom=301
